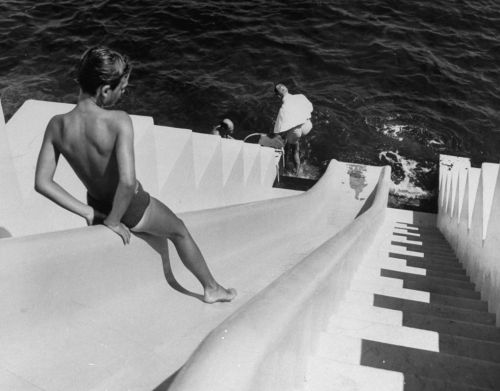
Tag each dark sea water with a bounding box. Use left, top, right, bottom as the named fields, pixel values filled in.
left=2, top=0, right=500, bottom=211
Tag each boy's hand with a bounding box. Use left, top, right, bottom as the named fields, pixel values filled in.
left=85, top=208, right=106, bottom=226
left=103, top=218, right=131, bottom=245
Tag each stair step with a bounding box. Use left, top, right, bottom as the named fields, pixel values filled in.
left=380, top=269, right=475, bottom=290
left=402, top=312, right=500, bottom=343
left=390, top=252, right=462, bottom=267
left=403, top=280, right=481, bottom=300
left=439, top=333, right=500, bottom=364
left=358, top=263, right=426, bottom=277
left=426, top=253, right=462, bottom=263
left=350, top=283, right=430, bottom=303
left=392, top=232, right=449, bottom=244
left=430, top=292, right=489, bottom=312
left=360, top=340, right=500, bottom=390
left=373, top=294, right=496, bottom=325
left=425, top=268, right=471, bottom=281
left=368, top=257, right=428, bottom=275
left=405, top=259, right=466, bottom=274
left=395, top=223, right=441, bottom=233
left=391, top=241, right=453, bottom=254
left=351, top=275, right=403, bottom=291
left=306, top=357, right=404, bottom=391
left=326, top=316, right=439, bottom=352
left=335, top=302, right=403, bottom=326
left=394, top=228, right=444, bottom=238
left=404, top=373, right=496, bottom=391
left=316, top=332, right=430, bottom=366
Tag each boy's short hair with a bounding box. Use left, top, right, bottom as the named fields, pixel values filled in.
left=77, top=46, right=131, bottom=95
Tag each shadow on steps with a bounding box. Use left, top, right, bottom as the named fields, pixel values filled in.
left=360, top=222, right=500, bottom=390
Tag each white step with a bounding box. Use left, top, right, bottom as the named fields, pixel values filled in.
left=357, top=263, right=426, bottom=276
left=389, top=236, right=424, bottom=246
left=351, top=275, right=404, bottom=291
left=260, top=146, right=278, bottom=187
left=335, top=302, right=403, bottom=326
left=349, top=283, right=430, bottom=303
left=305, top=358, right=404, bottom=391
left=192, top=132, right=221, bottom=186
left=134, top=122, right=159, bottom=197
left=153, top=125, right=192, bottom=192
left=385, top=244, right=425, bottom=257
left=325, top=316, right=439, bottom=352
left=157, top=134, right=196, bottom=212
left=393, top=227, right=421, bottom=237
left=193, top=134, right=224, bottom=210
left=220, top=139, right=244, bottom=185
left=242, top=143, right=261, bottom=186
left=377, top=254, right=427, bottom=270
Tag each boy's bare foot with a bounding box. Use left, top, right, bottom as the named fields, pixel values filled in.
left=203, top=285, right=237, bottom=303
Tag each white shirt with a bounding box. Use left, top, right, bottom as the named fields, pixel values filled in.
left=273, top=93, right=313, bottom=134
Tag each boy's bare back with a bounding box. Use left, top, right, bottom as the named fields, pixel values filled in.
left=48, top=102, right=134, bottom=202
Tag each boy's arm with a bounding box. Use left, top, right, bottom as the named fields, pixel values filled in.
left=35, top=116, right=96, bottom=224
left=102, top=112, right=136, bottom=244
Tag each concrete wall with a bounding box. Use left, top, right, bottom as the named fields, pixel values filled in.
left=169, top=164, right=391, bottom=391
left=438, top=154, right=500, bottom=324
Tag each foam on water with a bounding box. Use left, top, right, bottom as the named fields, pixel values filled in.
left=379, top=150, right=434, bottom=199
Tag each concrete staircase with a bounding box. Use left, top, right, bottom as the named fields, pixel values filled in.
left=307, top=212, right=500, bottom=391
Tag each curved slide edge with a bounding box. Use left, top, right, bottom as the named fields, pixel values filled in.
left=168, top=165, right=391, bottom=391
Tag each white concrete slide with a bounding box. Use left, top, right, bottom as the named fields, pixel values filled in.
left=0, top=160, right=389, bottom=391
left=169, top=164, right=391, bottom=391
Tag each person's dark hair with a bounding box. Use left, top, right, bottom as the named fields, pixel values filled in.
left=274, top=83, right=288, bottom=96
left=77, top=46, right=131, bottom=95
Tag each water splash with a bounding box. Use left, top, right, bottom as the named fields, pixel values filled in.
left=379, top=150, right=434, bottom=199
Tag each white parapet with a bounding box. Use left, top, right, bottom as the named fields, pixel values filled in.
left=456, top=167, right=480, bottom=261
left=437, top=154, right=470, bottom=245
left=479, top=164, right=500, bottom=320
left=438, top=154, right=500, bottom=324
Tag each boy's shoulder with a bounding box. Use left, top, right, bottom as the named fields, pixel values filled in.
left=105, top=109, right=133, bottom=134
left=106, top=109, right=131, bottom=123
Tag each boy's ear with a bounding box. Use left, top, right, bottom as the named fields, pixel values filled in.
left=100, top=85, right=112, bottom=97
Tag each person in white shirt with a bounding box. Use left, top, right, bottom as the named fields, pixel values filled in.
left=273, top=83, right=313, bottom=175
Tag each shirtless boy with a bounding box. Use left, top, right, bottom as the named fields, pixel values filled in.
left=35, top=46, right=236, bottom=303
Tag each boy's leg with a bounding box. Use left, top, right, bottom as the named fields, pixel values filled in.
left=132, top=197, right=236, bottom=303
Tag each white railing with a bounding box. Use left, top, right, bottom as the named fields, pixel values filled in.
left=437, top=154, right=500, bottom=324
left=169, top=166, right=391, bottom=391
